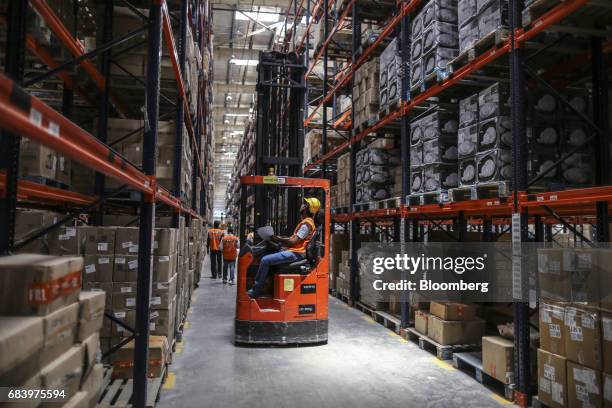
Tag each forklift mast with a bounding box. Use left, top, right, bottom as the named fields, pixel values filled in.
left=248, top=51, right=305, bottom=237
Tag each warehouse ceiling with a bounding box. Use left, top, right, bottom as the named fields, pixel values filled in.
left=211, top=0, right=294, bottom=219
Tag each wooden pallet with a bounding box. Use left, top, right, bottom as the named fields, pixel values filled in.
left=522, top=0, right=563, bottom=27
left=332, top=291, right=349, bottom=304
left=404, top=328, right=480, bottom=360
left=332, top=206, right=351, bottom=214
left=448, top=28, right=510, bottom=73
left=407, top=190, right=449, bottom=206
left=423, top=67, right=451, bottom=89
left=448, top=181, right=511, bottom=202
left=531, top=396, right=553, bottom=408
left=372, top=310, right=401, bottom=334
left=98, top=366, right=167, bottom=408
left=453, top=351, right=515, bottom=402
left=353, top=196, right=401, bottom=212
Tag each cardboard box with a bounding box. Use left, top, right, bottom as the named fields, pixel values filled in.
left=154, top=254, right=177, bottom=281
left=112, top=335, right=168, bottom=379
left=77, top=291, right=105, bottom=342
left=112, top=283, right=137, bottom=310
left=538, top=348, right=567, bottom=408
left=427, top=316, right=485, bottom=345
left=81, top=332, right=100, bottom=375
left=83, top=282, right=112, bottom=312
left=56, top=154, right=71, bottom=186
left=81, top=363, right=104, bottom=405
left=537, top=248, right=571, bottom=302
left=430, top=301, right=477, bottom=321
left=40, top=346, right=83, bottom=406
left=48, top=225, right=81, bottom=256
left=150, top=298, right=176, bottom=341
left=415, top=310, right=430, bottom=335
left=15, top=210, right=60, bottom=253
left=564, top=306, right=602, bottom=370
left=567, top=360, right=602, bottom=408
left=0, top=316, right=44, bottom=386
left=113, top=255, right=139, bottom=282
left=111, top=309, right=136, bottom=338
left=80, top=226, right=116, bottom=255
left=82, top=255, right=113, bottom=284
left=599, top=249, right=612, bottom=312
left=42, top=302, right=79, bottom=368
left=151, top=275, right=177, bottom=310
left=154, top=228, right=178, bottom=256
left=114, top=227, right=140, bottom=255
left=540, top=301, right=566, bottom=356
left=0, top=254, right=82, bottom=316
left=482, top=336, right=514, bottom=384
left=19, top=138, right=56, bottom=179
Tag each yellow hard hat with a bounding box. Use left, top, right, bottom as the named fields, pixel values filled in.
left=303, top=197, right=321, bottom=215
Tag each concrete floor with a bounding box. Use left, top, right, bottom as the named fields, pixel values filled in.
left=158, top=256, right=512, bottom=408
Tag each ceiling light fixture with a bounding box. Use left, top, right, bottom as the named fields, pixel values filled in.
left=229, top=59, right=259, bottom=66
left=235, top=10, right=280, bottom=23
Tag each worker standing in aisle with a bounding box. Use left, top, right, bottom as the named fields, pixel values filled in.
left=207, top=221, right=224, bottom=279
left=220, top=227, right=239, bottom=284
left=247, top=197, right=319, bottom=298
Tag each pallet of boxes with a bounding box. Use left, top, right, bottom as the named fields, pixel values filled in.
left=334, top=153, right=351, bottom=209
left=0, top=254, right=106, bottom=407
left=536, top=247, right=612, bottom=408
left=329, top=234, right=350, bottom=293
left=353, top=58, right=380, bottom=129
left=413, top=301, right=484, bottom=358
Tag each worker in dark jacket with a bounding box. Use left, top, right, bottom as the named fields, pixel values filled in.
left=207, top=221, right=224, bottom=279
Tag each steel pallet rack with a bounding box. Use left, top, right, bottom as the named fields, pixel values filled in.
left=0, top=0, right=212, bottom=406
left=287, top=0, right=612, bottom=405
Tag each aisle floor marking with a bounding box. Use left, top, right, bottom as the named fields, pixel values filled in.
left=489, top=393, right=511, bottom=405
left=184, top=321, right=190, bottom=329
left=163, top=372, right=176, bottom=390
left=361, top=315, right=375, bottom=324
left=430, top=357, right=454, bottom=371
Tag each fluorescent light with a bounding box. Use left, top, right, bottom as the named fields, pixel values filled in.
left=225, top=113, right=251, bottom=117
left=229, top=59, right=259, bottom=66
left=235, top=11, right=279, bottom=23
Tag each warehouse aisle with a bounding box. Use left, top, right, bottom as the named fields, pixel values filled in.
left=158, top=257, right=511, bottom=408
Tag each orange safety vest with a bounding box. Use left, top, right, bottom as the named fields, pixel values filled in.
left=221, top=235, right=239, bottom=260
left=288, top=217, right=316, bottom=254
left=208, top=228, right=224, bottom=251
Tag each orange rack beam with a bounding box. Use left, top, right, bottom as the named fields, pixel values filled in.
left=30, top=0, right=129, bottom=117
left=0, top=74, right=201, bottom=219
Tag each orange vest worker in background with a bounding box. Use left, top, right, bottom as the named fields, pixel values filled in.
left=220, top=227, right=239, bottom=284
left=207, top=221, right=224, bottom=279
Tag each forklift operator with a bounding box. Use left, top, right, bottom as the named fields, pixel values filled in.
left=247, top=197, right=320, bottom=298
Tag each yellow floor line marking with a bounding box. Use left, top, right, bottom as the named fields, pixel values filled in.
left=163, top=372, right=176, bottom=389
left=187, top=309, right=193, bottom=315
left=489, top=393, right=511, bottom=405
left=175, top=345, right=184, bottom=353
left=399, top=338, right=409, bottom=344
left=430, top=357, right=454, bottom=370
left=184, top=321, right=190, bottom=329
left=361, top=315, right=375, bottom=324
left=387, top=331, right=400, bottom=338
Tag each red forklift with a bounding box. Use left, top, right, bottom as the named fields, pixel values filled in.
left=234, top=175, right=330, bottom=345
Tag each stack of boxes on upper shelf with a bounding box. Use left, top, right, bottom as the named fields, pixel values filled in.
left=355, top=139, right=401, bottom=203
left=379, top=38, right=407, bottom=112
left=458, top=0, right=508, bottom=54
left=0, top=254, right=105, bottom=407
left=410, top=0, right=458, bottom=92
left=303, top=129, right=347, bottom=166
left=410, top=107, right=460, bottom=194
left=353, top=58, right=380, bottom=127
left=537, top=247, right=612, bottom=407
left=456, top=82, right=593, bottom=189
left=457, top=82, right=511, bottom=188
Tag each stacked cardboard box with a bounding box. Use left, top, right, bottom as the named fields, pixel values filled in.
left=416, top=301, right=484, bottom=345
left=335, top=153, right=351, bottom=207
left=336, top=250, right=351, bottom=299
left=458, top=0, right=508, bottom=53
left=410, top=0, right=458, bottom=91
left=457, top=83, right=512, bottom=187
left=353, top=59, right=380, bottom=127
left=536, top=247, right=612, bottom=408
left=303, top=129, right=346, bottom=165
left=355, top=145, right=400, bottom=203
left=379, top=38, right=408, bottom=110
left=19, top=138, right=71, bottom=188
left=329, top=234, right=350, bottom=291
left=410, top=108, right=460, bottom=193
left=0, top=255, right=106, bottom=407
